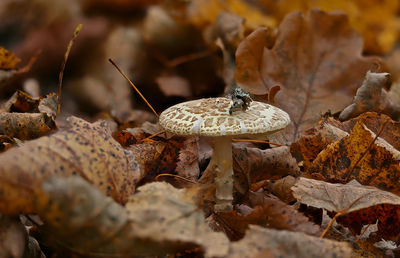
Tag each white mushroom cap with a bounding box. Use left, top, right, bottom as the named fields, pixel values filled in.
left=159, top=97, right=290, bottom=137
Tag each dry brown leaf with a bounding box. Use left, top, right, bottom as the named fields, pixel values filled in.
left=35, top=177, right=229, bottom=257
left=339, top=71, right=400, bottom=121
left=0, top=215, right=26, bottom=258
left=0, top=116, right=142, bottom=214
left=0, top=91, right=57, bottom=140
left=308, top=121, right=400, bottom=192
left=126, top=182, right=229, bottom=257
left=292, top=177, right=400, bottom=214
left=259, top=0, right=400, bottom=54
left=267, top=176, right=297, bottom=203
left=176, top=137, right=200, bottom=180
left=233, top=145, right=300, bottom=185
left=335, top=204, right=400, bottom=239
left=228, top=225, right=352, bottom=258
left=292, top=178, right=400, bottom=239
left=235, top=9, right=380, bottom=144
left=213, top=193, right=321, bottom=240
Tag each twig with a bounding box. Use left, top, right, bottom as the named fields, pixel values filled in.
left=155, top=173, right=197, bottom=184
left=232, top=138, right=286, bottom=146
left=108, top=58, right=159, bottom=118
left=57, top=24, right=82, bottom=115
left=321, top=212, right=342, bottom=238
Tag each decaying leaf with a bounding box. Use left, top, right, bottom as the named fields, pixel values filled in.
left=213, top=193, right=321, bottom=240
left=0, top=90, right=57, bottom=140
left=308, top=121, right=400, bottom=192
left=126, top=182, right=229, bottom=257
left=228, top=225, right=352, bottom=258
left=0, top=116, right=142, bottom=214
left=292, top=177, right=400, bottom=214
left=235, top=9, right=380, bottom=143
left=0, top=215, right=27, bottom=258
left=233, top=145, right=300, bottom=184
left=0, top=47, right=21, bottom=70
left=267, top=175, right=297, bottom=203
left=176, top=137, right=200, bottom=180
left=292, top=178, right=400, bottom=239
left=339, top=71, right=400, bottom=121
left=36, top=177, right=229, bottom=257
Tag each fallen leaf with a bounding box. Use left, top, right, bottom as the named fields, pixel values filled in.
left=0, top=215, right=26, bottom=258
left=339, top=71, right=400, bottom=121
left=308, top=121, right=400, bottom=192
left=176, top=137, right=200, bottom=180
left=187, top=0, right=276, bottom=30
left=0, top=116, right=142, bottom=214
left=0, top=47, right=20, bottom=70
left=267, top=175, right=297, bottom=203
left=213, top=193, right=321, bottom=240
left=0, top=90, right=57, bottom=140
left=292, top=177, right=400, bottom=214
left=235, top=9, right=380, bottom=143
left=260, top=0, right=400, bottom=54
left=36, top=177, right=230, bottom=257
left=228, top=225, right=352, bottom=258
left=126, top=182, right=229, bottom=257
left=233, top=145, right=300, bottom=185
left=335, top=203, right=400, bottom=238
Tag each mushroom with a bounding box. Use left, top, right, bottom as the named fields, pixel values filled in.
left=159, top=97, right=290, bottom=212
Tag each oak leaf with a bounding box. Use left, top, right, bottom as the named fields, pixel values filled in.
left=228, top=225, right=352, bottom=258
left=235, top=9, right=380, bottom=143
left=0, top=116, right=142, bottom=214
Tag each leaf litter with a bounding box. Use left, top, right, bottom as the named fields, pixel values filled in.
left=1, top=1, right=400, bottom=257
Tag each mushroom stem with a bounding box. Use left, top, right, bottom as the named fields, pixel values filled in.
left=212, top=136, right=233, bottom=212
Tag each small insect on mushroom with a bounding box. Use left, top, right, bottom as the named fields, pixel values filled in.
left=159, top=97, right=290, bottom=212
left=227, top=88, right=253, bottom=115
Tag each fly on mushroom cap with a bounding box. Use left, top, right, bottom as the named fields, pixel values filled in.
left=159, top=97, right=290, bottom=212
left=159, top=97, right=290, bottom=137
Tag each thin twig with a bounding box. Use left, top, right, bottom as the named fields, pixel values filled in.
left=108, top=58, right=159, bottom=118
left=232, top=138, right=286, bottom=146
left=57, top=24, right=82, bottom=115
left=141, top=130, right=166, bottom=143
left=321, top=212, right=342, bottom=238
left=155, top=173, right=197, bottom=184
left=344, top=119, right=389, bottom=182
